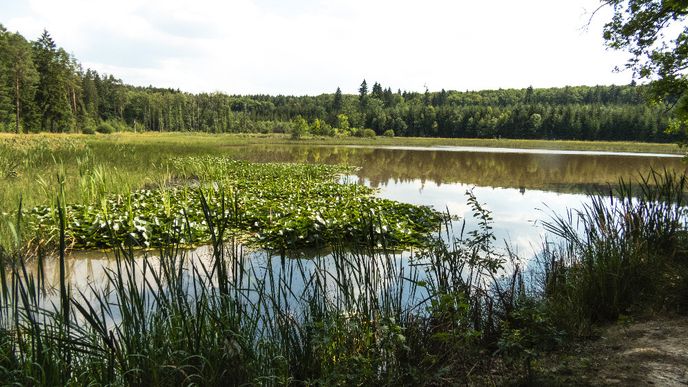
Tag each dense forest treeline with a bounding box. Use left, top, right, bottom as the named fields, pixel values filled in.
left=0, top=26, right=677, bottom=141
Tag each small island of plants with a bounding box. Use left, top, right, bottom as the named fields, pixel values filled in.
left=25, top=157, right=442, bottom=252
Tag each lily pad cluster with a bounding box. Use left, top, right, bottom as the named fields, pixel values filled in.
left=27, top=158, right=442, bottom=250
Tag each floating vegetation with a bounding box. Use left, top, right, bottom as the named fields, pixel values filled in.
left=26, top=157, right=441, bottom=250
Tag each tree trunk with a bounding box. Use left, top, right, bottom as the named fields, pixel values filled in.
left=15, top=73, right=21, bottom=134
left=71, top=87, right=77, bottom=114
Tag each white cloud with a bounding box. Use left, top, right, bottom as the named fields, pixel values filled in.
left=2, top=0, right=633, bottom=95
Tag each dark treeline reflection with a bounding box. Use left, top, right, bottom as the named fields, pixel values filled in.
left=225, top=145, right=687, bottom=193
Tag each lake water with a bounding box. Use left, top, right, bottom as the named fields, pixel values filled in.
left=33, top=145, right=688, bottom=300
left=226, top=144, right=686, bottom=255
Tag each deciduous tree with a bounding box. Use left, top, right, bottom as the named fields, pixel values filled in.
left=601, top=0, right=688, bottom=128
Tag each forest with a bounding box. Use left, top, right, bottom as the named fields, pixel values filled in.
left=0, top=25, right=677, bottom=142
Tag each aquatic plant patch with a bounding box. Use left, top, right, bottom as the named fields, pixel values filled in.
left=26, top=158, right=441, bottom=250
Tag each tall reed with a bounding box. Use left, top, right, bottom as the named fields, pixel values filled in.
left=541, top=169, right=688, bottom=332
left=0, top=186, right=526, bottom=385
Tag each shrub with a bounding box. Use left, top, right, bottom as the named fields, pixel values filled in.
left=96, top=122, right=115, bottom=134
left=311, top=119, right=334, bottom=136
left=383, top=129, right=395, bottom=137
left=82, top=127, right=96, bottom=135
left=271, top=122, right=290, bottom=134
left=256, top=121, right=271, bottom=134
left=111, top=120, right=131, bottom=132
left=336, top=128, right=351, bottom=137
left=362, top=128, right=377, bottom=138
left=291, top=116, right=309, bottom=140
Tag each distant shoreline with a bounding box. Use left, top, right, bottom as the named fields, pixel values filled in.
left=1, top=131, right=682, bottom=155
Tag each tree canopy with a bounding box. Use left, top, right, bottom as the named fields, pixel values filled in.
left=602, top=0, right=688, bottom=128
left=0, top=24, right=678, bottom=142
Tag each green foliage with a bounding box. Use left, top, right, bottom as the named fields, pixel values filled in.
left=25, top=158, right=441, bottom=250
left=542, top=170, right=688, bottom=332
left=602, top=0, right=688, bottom=132
left=33, top=30, right=78, bottom=133
left=290, top=115, right=308, bottom=139
left=332, top=86, right=343, bottom=113
left=336, top=113, right=350, bottom=131
left=271, top=121, right=291, bottom=134
left=498, top=298, right=565, bottom=379
left=383, top=129, right=395, bottom=137
left=0, top=25, right=673, bottom=140
left=0, top=187, right=536, bottom=385
left=0, top=28, right=39, bottom=134
left=359, top=79, right=368, bottom=102
left=0, top=24, right=682, bottom=141
left=95, top=122, right=114, bottom=134
left=310, top=118, right=334, bottom=136
left=1, top=145, right=687, bottom=384
left=361, top=128, right=376, bottom=138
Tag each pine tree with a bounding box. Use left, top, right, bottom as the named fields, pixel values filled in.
left=8, top=34, right=38, bottom=133
left=33, top=30, right=74, bottom=132
left=0, top=25, right=12, bottom=131
left=358, top=79, right=368, bottom=107
left=332, top=86, right=342, bottom=113
left=371, top=82, right=383, bottom=99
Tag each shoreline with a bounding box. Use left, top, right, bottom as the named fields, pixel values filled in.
left=1, top=132, right=684, bottom=155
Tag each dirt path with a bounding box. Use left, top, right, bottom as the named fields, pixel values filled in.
left=536, top=316, right=688, bottom=386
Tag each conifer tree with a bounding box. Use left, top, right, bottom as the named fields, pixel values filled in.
left=332, top=86, right=342, bottom=113
left=358, top=79, right=368, bottom=107
left=33, top=30, right=74, bottom=132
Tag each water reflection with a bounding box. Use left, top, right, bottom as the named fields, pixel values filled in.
left=29, top=245, right=427, bottom=327
left=225, top=144, right=685, bottom=255
left=56, top=145, right=685, bottom=296
left=224, top=145, right=687, bottom=193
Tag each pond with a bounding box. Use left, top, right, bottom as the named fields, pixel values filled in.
left=24, top=144, right=686, bottom=323
left=225, top=144, right=686, bottom=254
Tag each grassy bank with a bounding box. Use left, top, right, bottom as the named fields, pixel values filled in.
left=1, top=131, right=684, bottom=153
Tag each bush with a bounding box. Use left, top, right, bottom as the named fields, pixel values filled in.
left=111, top=120, right=131, bottom=132
left=311, top=119, right=334, bottom=136
left=271, top=122, right=291, bottom=134
left=291, top=116, right=309, bottom=140
left=383, top=129, right=395, bottom=137
left=96, top=122, right=115, bottom=134
left=362, top=128, right=377, bottom=138
left=82, top=127, right=95, bottom=135
left=256, top=121, right=271, bottom=134
left=335, top=128, right=351, bottom=137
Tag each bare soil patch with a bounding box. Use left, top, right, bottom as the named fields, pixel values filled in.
left=534, top=316, right=688, bottom=386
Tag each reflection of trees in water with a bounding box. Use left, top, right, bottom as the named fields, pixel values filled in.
left=225, top=145, right=687, bottom=194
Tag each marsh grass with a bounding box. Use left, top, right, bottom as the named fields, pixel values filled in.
left=0, top=185, right=536, bottom=385
left=540, top=170, right=688, bottom=333
left=1, top=171, right=686, bottom=384
left=1, top=133, right=687, bottom=384
left=0, top=132, right=682, bottom=213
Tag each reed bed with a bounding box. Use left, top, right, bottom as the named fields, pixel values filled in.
left=0, top=187, right=530, bottom=385
left=1, top=134, right=686, bottom=384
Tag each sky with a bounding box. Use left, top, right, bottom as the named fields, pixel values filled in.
left=0, top=0, right=634, bottom=95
